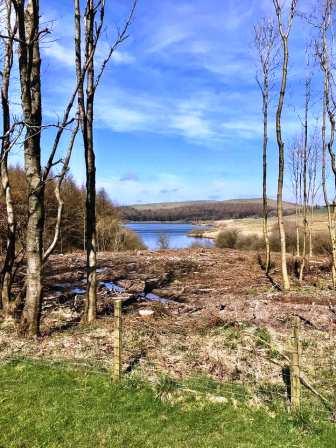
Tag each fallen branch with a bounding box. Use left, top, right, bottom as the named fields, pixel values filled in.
left=299, top=373, right=333, bottom=411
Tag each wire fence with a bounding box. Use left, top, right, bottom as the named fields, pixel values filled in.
left=0, top=305, right=335, bottom=419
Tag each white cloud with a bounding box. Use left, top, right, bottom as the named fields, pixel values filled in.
left=112, top=51, right=135, bottom=65
left=39, top=0, right=314, bottom=154
left=172, top=113, right=213, bottom=140
left=43, top=39, right=135, bottom=69
left=43, top=41, right=74, bottom=67
left=96, top=170, right=269, bottom=205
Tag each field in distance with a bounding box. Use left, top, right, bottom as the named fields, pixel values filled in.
left=203, top=208, right=329, bottom=240
left=127, top=198, right=295, bottom=210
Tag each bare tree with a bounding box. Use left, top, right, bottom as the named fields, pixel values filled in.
left=11, top=0, right=46, bottom=336
left=273, top=0, right=298, bottom=290
left=288, top=135, right=303, bottom=257
left=74, top=0, right=136, bottom=324
left=254, top=17, right=278, bottom=274
left=0, top=0, right=19, bottom=318
left=42, top=119, right=79, bottom=262
left=299, top=65, right=312, bottom=282
left=307, top=131, right=320, bottom=257
left=9, top=0, right=80, bottom=334
left=317, top=0, right=336, bottom=287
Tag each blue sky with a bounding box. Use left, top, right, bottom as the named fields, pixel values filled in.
left=10, top=0, right=322, bottom=205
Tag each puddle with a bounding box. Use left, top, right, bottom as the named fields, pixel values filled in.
left=99, top=281, right=125, bottom=293
left=144, top=292, right=173, bottom=304
left=137, top=292, right=175, bottom=304
left=52, top=278, right=174, bottom=304
left=71, top=287, right=86, bottom=295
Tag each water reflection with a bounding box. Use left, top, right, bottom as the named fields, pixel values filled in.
left=124, top=222, right=213, bottom=250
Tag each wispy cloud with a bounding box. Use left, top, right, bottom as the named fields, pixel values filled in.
left=120, top=172, right=139, bottom=182
left=44, top=41, right=74, bottom=67
left=97, top=171, right=271, bottom=205
left=34, top=0, right=319, bottom=203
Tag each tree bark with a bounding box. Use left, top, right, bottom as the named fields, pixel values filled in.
left=254, top=19, right=277, bottom=276
left=275, top=32, right=290, bottom=290
left=262, top=88, right=271, bottom=273
left=73, top=0, right=136, bottom=322
left=13, top=0, right=44, bottom=336
left=74, top=0, right=96, bottom=323
left=319, top=2, right=336, bottom=288
left=0, top=1, right=16, bottom=318
left=299, top=78, right=310, bottom=283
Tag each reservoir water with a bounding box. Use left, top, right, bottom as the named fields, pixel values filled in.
left=124, top=222, right=213, bottom=250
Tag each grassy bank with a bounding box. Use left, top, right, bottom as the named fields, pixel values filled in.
left=0, top=360, right=335, bottom=447
left=203, top=210, right=330, bottom=241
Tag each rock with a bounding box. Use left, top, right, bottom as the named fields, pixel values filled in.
left=138, top=308, right=154, bottom=317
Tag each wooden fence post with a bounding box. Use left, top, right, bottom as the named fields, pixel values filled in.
left=113, top=299, right=122, bottom=382
left=290, top=316, right=301, bottom=411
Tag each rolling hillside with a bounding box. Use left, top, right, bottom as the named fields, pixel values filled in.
left=120, top=198, right=296, bottom=222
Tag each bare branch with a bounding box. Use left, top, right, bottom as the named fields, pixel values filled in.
left=43, top=118, right=80, bottom=262
left=94, top=0, right=137, bottom=91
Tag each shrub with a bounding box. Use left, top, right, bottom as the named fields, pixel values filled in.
left=119, top=229, right=146, bottom=251
left=97, top=220, right=146, bottom=252
left=269, top=222, right=332, bottom=256
left=236, top=233, right=265, bottom=251
left=216, top=229, right=264, bottom=251
left=269, top=222, right=299, bottom=253
left=216, top=222, right=333, bottom=257
left=216, top=229, right=239, bottom=249
left=313, top=231, right=332, bottom=255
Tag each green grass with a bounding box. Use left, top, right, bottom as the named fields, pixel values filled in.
left=0, top=360, right=335, bottom=447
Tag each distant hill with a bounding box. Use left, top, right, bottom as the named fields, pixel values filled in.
left=119, top=198, right=296, bottom=222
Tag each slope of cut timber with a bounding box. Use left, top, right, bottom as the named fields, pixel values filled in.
left=1, top=248, right=335, bottom=394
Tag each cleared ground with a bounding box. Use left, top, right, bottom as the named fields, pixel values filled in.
left=1, top=248, right=335, bottom=414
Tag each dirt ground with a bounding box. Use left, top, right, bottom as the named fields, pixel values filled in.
left=0, top=248, right=335, bottom=400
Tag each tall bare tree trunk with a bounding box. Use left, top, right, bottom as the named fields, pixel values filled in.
left=319, top=1, right=336, bottom=288
left=299, top=78, right=310, bottom=282
left=273, top=0, right=297, bottom=291
left=84, top=8, right=97, bottom=322
left=74, top=0, right=136, bottom=323
left=74, top=0, right=96, bottom=323
left=322, top=89, right=336, bottom=286
left=262, top=87, right=271, bottom=273
left=14, top=0, right=44, bottom=336
left=254, top=19, right=277, bottom=275
left=0, top=0, right=16, bottom=318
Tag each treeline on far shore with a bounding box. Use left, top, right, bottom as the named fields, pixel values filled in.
left=120, top=201, right=296, bottom=222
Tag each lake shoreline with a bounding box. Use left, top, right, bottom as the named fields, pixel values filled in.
left=124, top=222, right=214, bottom=250
left=124, top=220, right=211, bottom=225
